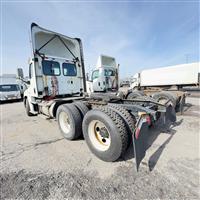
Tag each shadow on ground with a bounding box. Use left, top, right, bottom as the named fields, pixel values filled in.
left=122, top=116, right=183, bottom=171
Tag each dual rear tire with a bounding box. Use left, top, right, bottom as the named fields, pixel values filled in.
left=152, top=91, right=177, bottom=107
left=57, top=103, right=135, bottom=162
left=127, top=90, right=144, bottom=99
left=57, top=102, right=88, bottom=140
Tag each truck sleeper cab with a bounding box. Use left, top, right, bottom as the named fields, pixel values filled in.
left=24, top=23, right=176, bottom=171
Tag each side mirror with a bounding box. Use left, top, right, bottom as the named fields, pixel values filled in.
left=16, top=68, right=24, bottom=79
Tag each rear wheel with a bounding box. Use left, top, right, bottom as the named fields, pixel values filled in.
left=108, top=104, right=136, bottom=147
left=127, top=91, right=144, bottom=99
left=82, top=107, right=128, bottom=162
left=152, top=92, right=177, bottom=107
left=73, top=101, right=89, bottom=119
left=57, top=104, right=82, bottom=140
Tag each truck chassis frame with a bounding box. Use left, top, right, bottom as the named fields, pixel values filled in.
left=25, top=93, right=175, bottom=171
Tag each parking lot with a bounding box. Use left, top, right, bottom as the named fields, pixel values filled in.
left=0, top=96, right=199, bottom=199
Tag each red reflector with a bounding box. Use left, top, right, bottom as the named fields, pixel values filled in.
left=146, top=116, right=151, bottom=125
left=135, top=128, right=140, bottom=139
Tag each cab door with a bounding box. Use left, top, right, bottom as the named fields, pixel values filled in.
left=92, top=69, right=105, bottom=92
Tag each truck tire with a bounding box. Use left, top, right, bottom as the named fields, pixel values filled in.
left=152, top=92, right=176, bottom=107
left=82, top=107, right=128, bottom=162
left=127, top=91, right=144, bottom=99
left=108, top=104, right=136, bottom=147
left=73, top=101, right=89, bottom=118
left=25, top=99, right=33, bottom=116
left=57, top=104, right=82, bottom=140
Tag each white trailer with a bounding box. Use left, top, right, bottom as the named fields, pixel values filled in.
left=126, top=63, right=200, bottom=112
left=131, top=62, right=200, bottom=89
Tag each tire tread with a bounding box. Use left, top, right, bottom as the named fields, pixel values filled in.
left=108, top=104, right=136, bottom=142
left=97, top=106, right=128, bottom=156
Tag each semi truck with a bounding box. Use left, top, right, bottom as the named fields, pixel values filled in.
left=21, top=23, right=176, bottom=170
left=86, top=55, right=119, bottom=93
left=86, top=57, right=187, bottom=112
left=130, top=62, right=200, bottom=90
left=125, top=63, right=200, bottom=111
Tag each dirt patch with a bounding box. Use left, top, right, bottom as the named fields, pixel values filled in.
left=1, top=97, right=199, bottom=199
left=1, top=159, right=199, bottom=200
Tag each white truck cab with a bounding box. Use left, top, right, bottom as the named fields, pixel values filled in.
left=130, top=73, right=140, bottom=89
left=86, top=55, right=119, bottom=93
left=24, top=23, right=86, bottom=115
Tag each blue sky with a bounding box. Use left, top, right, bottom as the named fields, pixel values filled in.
left=1, top=1, right=199, bottom=77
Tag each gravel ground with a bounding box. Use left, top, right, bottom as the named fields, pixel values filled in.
left=0, top=97, right=200, bottom=199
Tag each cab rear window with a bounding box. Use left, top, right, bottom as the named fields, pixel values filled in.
left=42, top=60, right=60, bottom=76
left=62, top=63, right=77, bottom=76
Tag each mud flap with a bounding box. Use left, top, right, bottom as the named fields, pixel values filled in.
left=132, top=106, right=176, bottom=171
left=165, top=105, right=176, bottom=123
left=132, top=116, right=149, bottom=171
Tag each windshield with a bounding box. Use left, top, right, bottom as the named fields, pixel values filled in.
left=0, top=84, right=20, bottom=92
left=92, top=70, right=99, bottom=80
left=104, top=69, right=115, bottom=77
left=131, top=78, right=137, bottom=83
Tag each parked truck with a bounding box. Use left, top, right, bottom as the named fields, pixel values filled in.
left=86, top=57, right=187, bottom=112
left=125, top=63, right=199, bottom=111
left=86, top=55, right=119, bottom=93
left=21, top=23, right=176, bottom=170
left=130, top=62, right=200, bottom=90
